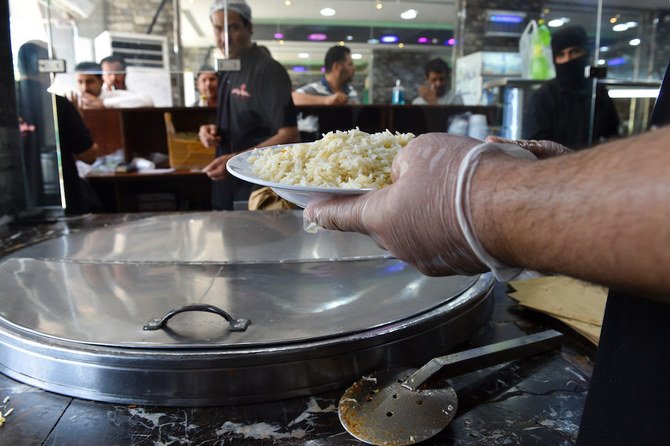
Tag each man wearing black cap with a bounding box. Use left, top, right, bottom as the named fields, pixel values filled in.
left=198, top=0, right=299, bottom=210
left=526, top=25, right=619, bottom=149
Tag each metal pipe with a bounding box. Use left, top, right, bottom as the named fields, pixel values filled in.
left=173, top=0, right=184, bottom=105
left=587, top=0, right=604, bottom=147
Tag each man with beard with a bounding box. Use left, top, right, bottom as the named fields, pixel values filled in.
left=198, top=0, right=299, bottom=210
left=526, top=26, right=619, bottom=149
left=292, top=45, right=359, bottom=105
left=412, top=58, right=463, bottom=105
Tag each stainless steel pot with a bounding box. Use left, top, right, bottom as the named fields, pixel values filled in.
left=0, top=211, right=494, bottom=406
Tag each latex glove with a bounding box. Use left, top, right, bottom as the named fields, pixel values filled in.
left=485, top=136, right=573, bottom=158
left=304, top=133, right=535, bottom=278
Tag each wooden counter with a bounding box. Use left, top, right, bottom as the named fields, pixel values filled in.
left=81, top=104, right=499, bottom=213
left=82, top=105, right=500, bottom=160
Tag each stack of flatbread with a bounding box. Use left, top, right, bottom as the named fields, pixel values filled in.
left=508, top=276, right=608, bottom=345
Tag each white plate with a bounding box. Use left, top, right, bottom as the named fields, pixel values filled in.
left=226, top=145, right=374, bottom=208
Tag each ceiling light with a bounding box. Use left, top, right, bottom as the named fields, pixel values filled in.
left=629, top=38, right=641, bottom=46
left=608, top=57, right=626, bottom=66
left=284, top=0, right=291, bottom=5
left=626, top=21, right=638, bottom=28
left=367, top=38, right=379, bottom=44
left=381, top=35, right=399, bottom=43
left=600, top=46, right=610, bottom=52
left=398, top=43, right=404, bottom=48
left=346, top=35, right=353, bottom=41
left=375, top=1, right=383, bottom=10
left=548, top=19, right=565, bottom=27
left=279, top=40, right=285, bottom=45
left=610, top=17, right=617, bottom=24
left=598, top=59, right=606, bottom=65
left=298, top=53, right=309, bottom=59
left=320, top=8, right=336, bottom=16
left=613, top=23, right=628, bottom=32
left=609, top=88, right=659, bottom=98
left=490, top=14, right=524, bottom=23
left=308, top=33, right=328, bottom=41
left=400, top=9, right=417, bottom=20
left=274, top=32, right=284, bottom=39
left=352, top=53, right=362, bottom=60
left=446, top=38, right=456, bottom=46
left=417, top=37, right=429, bottom=44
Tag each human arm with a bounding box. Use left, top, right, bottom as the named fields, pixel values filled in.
left=73, top=92, right=105, bottom=110
left=198, top=124, right=221, bottom=148
left=101, top=90, right=154, bottom=108
left=75, top=143, right=100, bottom=164
left=416, top=84, right=438, bottom=105
left=473, top=126, right=670, bottom=297
left=485, top=136, right=573, bottom=158
left=202, top=125, right=299, bottom=180
left=305, top=127, right=670, bottom=298
left=292, top=91, right=349, bottom=105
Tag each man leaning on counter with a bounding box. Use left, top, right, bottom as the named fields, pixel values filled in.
left=198, top=0, right=299, bottom=211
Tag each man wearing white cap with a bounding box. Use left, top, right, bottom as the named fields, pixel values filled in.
left=199, top=0, right=300, bottom=210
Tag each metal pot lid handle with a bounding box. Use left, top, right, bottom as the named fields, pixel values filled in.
left=143, top=304, right=251, bottom=332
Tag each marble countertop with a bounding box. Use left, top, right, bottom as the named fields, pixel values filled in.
left=0, top=213, right=594, bottom=445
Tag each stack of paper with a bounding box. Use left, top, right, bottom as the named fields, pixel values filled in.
left=508, top=276, right=608, bottom=345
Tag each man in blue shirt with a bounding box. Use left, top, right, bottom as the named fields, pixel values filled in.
left=292, top=45, right=359, bottom=106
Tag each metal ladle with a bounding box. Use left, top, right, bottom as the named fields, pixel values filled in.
left=338, top=329, right=563, bottom=445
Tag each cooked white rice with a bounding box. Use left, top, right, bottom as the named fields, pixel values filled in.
left=248, top=128, right=415, bottom=188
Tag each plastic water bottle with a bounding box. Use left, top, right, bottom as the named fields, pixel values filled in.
left=391, top=79, right=405, bottom=105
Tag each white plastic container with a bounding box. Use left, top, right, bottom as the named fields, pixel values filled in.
left=467, top=114, right=488, bottom=140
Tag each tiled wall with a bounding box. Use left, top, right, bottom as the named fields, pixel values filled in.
left=0, top=0, right=24, bottom=217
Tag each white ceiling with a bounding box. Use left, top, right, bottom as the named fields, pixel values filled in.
left=181, top=0, right=458, bottom=47
left=181, top=0, right=670, bottom=65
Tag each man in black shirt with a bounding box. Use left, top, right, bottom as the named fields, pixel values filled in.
left=526, top=26, right=619, bottom=149
left=16, top=41, right=100, bottom=215
left=198, top=0, right=299, bottom=210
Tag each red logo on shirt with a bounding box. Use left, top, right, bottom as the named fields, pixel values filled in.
left=231, top=83, right=250, bottom=98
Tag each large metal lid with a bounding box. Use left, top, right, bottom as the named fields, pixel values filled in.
left=0, top=257, right=476, bottom=348
left=0, top=211, right=494, bottom=405
left=13, top=211, right=391, bottom=263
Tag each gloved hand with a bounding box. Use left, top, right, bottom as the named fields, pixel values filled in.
left=485, top=136, right=573, bottom=158
left=303, top=133, right=535, bottom=278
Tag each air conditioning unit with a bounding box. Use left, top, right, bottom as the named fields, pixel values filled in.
left=95, top=31, right=169, bottom=69
left=94, top=31, right=173, bottom=107
left=52, top=0, right=96, bottom=18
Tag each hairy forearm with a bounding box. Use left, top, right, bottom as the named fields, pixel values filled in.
left=471, top=127, right=670, bottom=297
left=254, top=126, right=300, bottom=149
left=292, top=92, right=329, bottom=106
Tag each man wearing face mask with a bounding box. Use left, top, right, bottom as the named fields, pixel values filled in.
left=526, top=26, right=619, bottom=149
